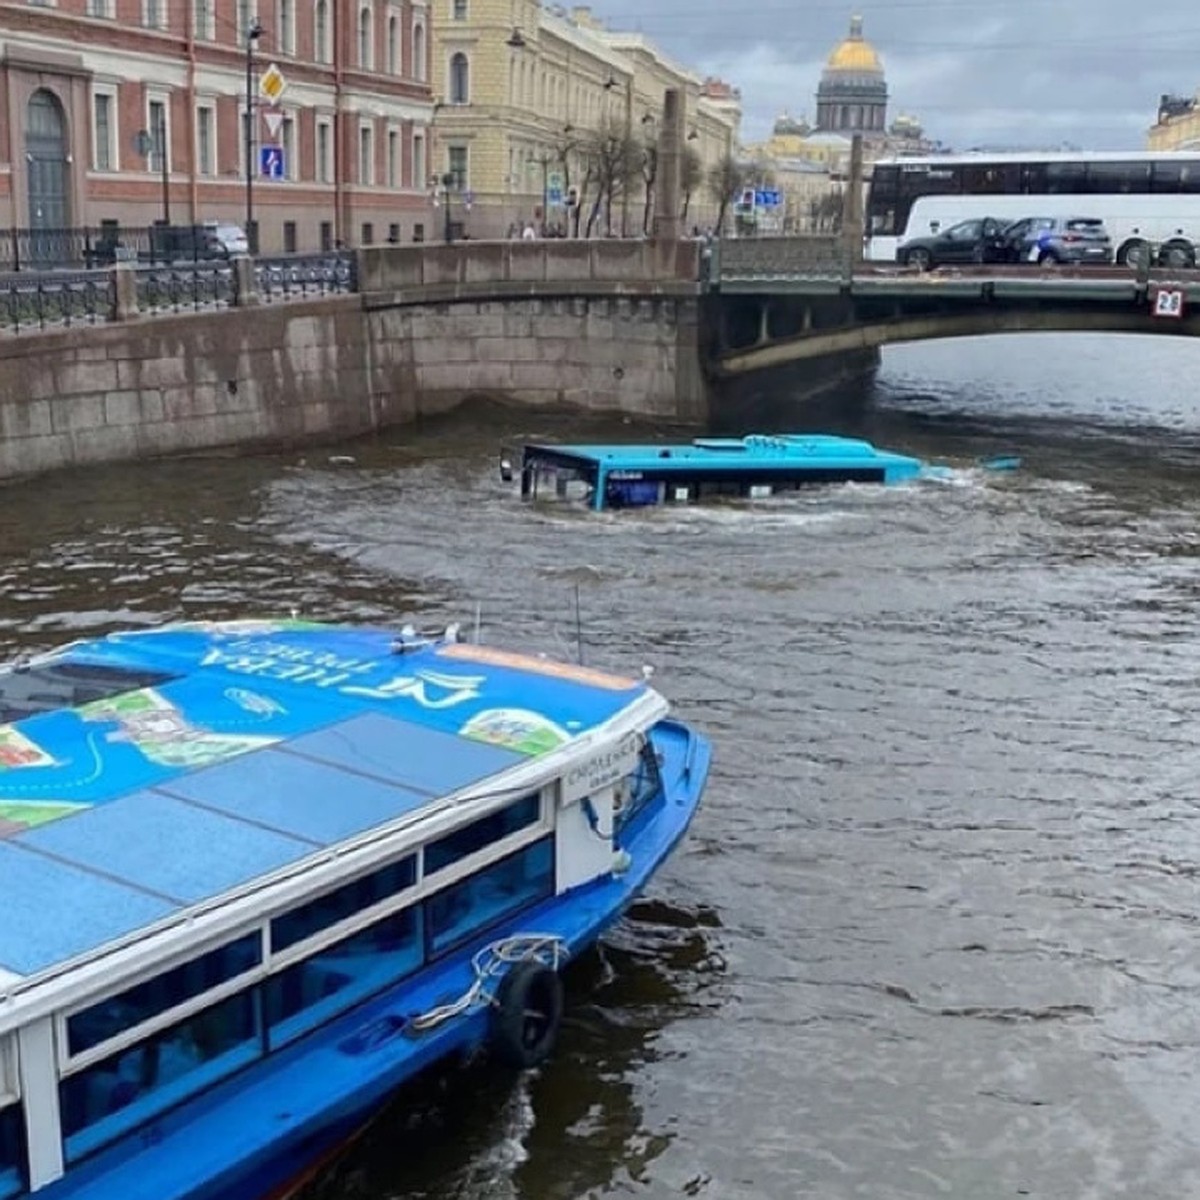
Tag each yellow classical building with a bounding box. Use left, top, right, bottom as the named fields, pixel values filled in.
left=1148, top=93, right=1200, bottom=151
left=428, top=1, right=741, bottom=238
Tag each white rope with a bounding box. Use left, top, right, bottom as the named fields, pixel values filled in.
left=409, top=933, right=567, bottom=1033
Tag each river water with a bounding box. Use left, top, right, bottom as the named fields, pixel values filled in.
left=4, top=333, right=1200, bottom=1199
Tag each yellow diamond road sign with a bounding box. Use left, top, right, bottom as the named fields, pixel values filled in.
left=259, top=63, right=287, bottom=104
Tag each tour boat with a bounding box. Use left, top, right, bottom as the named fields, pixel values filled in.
left=0, top=619, right=710, bottom=1200
left=511, top=433, right=925, bottom=511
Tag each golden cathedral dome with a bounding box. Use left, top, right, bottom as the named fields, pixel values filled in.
left=825, top=15, right=883, bottom=74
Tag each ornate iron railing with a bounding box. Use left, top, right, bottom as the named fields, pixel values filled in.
left=135, top=263, right=234, bottom=314
left=0, top=271, right=112, bottom=332
left=254, top=252, right=357, bottom=302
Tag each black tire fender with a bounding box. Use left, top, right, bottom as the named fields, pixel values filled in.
left=490, top=961, right=564, bottom=1069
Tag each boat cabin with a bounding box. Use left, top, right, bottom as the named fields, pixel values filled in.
left=518, top=434, right=924, bottom=511
left=0, top=621, right=707, bottom=1200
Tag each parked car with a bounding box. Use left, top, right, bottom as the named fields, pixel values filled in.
left=896, top=217, right=1011, bottom=269
left=148, top=222, right=249, bottom=262
left=1001, top=216, right=1112, bottom=266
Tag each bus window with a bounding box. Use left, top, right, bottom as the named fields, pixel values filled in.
left=1151, top=161, right=1200, bottom=193
left=961, top=163, right=1019, bottom=194
left=1045, top=162, right=1086, bottom=193
left=1020, top=163, right=1047, bottom=194
left=1083, top=161, right=1151, bottom=194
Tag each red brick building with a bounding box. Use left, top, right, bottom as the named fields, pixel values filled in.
left=0, top=0, right=436, bottom=251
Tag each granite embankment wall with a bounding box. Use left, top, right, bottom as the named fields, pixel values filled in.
left=0, top=240, right=706, bottom=482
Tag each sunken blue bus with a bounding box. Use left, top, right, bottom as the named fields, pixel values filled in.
left=0, top=619, right=710, bottom=1200
left=517, top=433, right=924, bottom=511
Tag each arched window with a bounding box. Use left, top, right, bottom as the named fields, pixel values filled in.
left=314, top=0, right=330, bottom=62
left=387, top=13, right=398, bottom=73
left=358, top=4, right=373, bottom=69
left=412, top=22, right=425, bottom=81
left=449, top=52, right=469, bottom=104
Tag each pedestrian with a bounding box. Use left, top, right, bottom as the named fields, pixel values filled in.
left=521, top=222, right=537, bottom=240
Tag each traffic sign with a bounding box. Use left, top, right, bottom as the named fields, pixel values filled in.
left=1152, top=287, right=1184, bottom=319
left=259, top=62, right=287, bottom=104
left=755, top=188, right=782, bottom=208
left=262, top=107, right=283, bottom=140
left=259, top=145, right=285, bottom=179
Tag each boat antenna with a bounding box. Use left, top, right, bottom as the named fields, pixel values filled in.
left=574, top=582, right=584, bottom=666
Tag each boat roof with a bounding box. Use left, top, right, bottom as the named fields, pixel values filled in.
left=524, top=433, right=922, bottom=472
left=0, top=620, right=652, bottom=988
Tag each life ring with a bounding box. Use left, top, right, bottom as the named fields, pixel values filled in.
left=490, top=960, right=564, bottom=1069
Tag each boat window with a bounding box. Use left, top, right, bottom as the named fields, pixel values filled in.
left=0, top=1101, right=24, bottom=1200
left=60, top=990, right=261, bottom=1164
left=426, top=839, right=554, bottom=957
left=66, top=933, right=262, bottom=1057
left=424, top=794, right=541, bottom=876
left=265, top=907, right=422, bottom=1050
left=615, top=741, right=664, bottom=833
left=0, top=661, right=179, bottom=724
left=270, top=855, right=417, bottom=955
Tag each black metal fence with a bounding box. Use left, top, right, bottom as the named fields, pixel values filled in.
left=0, top=225, right=249, bottom=272
left=255, top=252, right=357, bottom=301
left=0, top=270, right=113, bottom=332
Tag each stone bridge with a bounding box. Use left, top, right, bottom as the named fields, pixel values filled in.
left=707, top=236, right=1200, bottom=376
left=0, top=240, right=706, bottom=482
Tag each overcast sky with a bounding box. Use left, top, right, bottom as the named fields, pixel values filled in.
left=582, top=0, right=1199, bottom=151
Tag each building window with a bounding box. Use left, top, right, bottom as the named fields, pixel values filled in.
left=316, top=118, right=332, bottom=183
left=359, top=124, right=374, bottom=184
left=358, top=4, right=373, bottom=69
left=86, top=0, right=113, bottom=17
left=413, top=132, right=425, bottom=189
left=447, top=144, right=467, bottom=191
left=452, top=0, right=466, bottom=17
left=196, top=104, right=215, bottom=175
left=92, top=91, right=116, bottom=171
left=277, top=0, right=294, bottom=53
left=413, top=222, right=424, bottom=242
left=387, top=13, right=398, bottom=73
left=388, top=221, right=399, bottom=242
left=412, top=22, right=425, bottom=81
left=283, top=221, right=297, bottom=251
left=320, top=220, right=333, bottom=250
left=387, top=129, right=398, bottom=188
left=449, top=52, right=469, bottom=105
left=314, top=0, right=330, bottom=62
left=147, top=98, right=169, bottom=174
left=361, top=222, right=374, bottom=244
left=281, top=114, right=295, bottom=179
left=143, top=0, right=165, bottom=28
left=193, top=0, right=214, bottom=37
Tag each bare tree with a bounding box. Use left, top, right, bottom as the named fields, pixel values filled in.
left=679, top=144, right=702, bottom=225
left=579, top=116, right=639, bottom=236
left=640, top=140, right=658, bottom=236
left=706, top=153, right=749, bottom=236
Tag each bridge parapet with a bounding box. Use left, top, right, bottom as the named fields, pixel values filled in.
left=714, top=235, right=848, bottom=282
left=358, top=238, right=701, bottom=298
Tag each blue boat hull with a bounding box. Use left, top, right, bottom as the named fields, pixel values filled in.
left=43, top=720, right=710, bottom=1200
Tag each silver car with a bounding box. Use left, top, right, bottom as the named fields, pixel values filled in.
left=1003, top=216, right=1112, bottom=265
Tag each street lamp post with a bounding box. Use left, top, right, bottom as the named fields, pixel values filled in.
left=441, top=171, right=455, bottom=243
left=244, top=19, right=264, bottom=253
